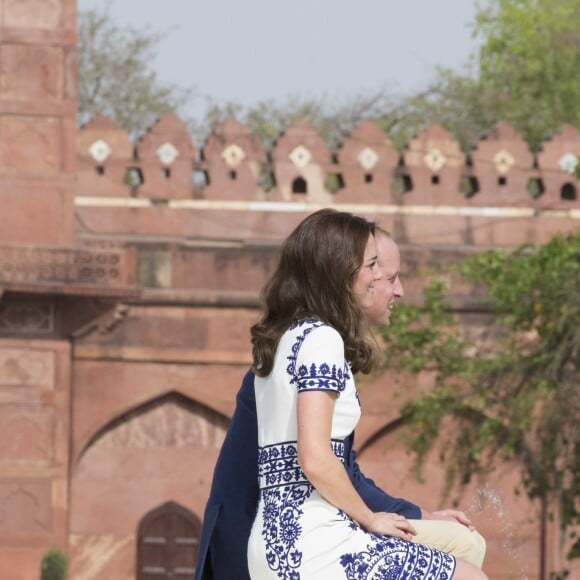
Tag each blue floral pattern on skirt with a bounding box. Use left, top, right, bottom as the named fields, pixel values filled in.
left=261, top=482, right=312, bottom=579
left=255, top=440, right=456, bottom=579
left=340, top=534, right=455, bottom=579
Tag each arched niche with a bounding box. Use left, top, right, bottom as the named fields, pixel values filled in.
left=75, top=390, right=230, bottom=468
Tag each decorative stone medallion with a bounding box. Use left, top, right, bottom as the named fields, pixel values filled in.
left=493, top=149, right=515, bottom=174
left=289, top=145, right=312, bottom=169
left=357, top=147, right=379, bottom=171
left=156, top=142, right=179, bottom=166
left=88, top=139, right=112, bottom=163
left=424, top=148, right=447, bottom=172
left=558, top=152, right=578, bottom=175
left=0, top=303, right=54, bottom=334
left=221, top=144, right=246, bottom=168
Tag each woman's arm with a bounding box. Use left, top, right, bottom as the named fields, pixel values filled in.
left=297, top=389, right=415, bottom=540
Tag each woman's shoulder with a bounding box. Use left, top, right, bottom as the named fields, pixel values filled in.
left=285, top=319, right=343, bottom=347
left=284, top=320, right=347, bottom=382
left=289, top=318, right=339, bottom=333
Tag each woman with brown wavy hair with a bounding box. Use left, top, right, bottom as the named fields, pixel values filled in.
left=251, top=208, right=380, bottom=379
left=246, top=209, right=470, bottom=579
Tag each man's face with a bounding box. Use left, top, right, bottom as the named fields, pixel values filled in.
left=363, top=234, right=405, bottom=326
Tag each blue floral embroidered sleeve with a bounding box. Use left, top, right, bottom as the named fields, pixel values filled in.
left=291, top=324, right=349, bottom=394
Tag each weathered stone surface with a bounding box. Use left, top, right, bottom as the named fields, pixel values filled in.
left=334, top=120, right=400, bottom=204
left=270, top=119, right=333, bottom=203
left=77, top=115, right=134, bottom=198
left=69, top=533, right=134, bottom=580
left=402, top=123, right=466, bottom=206
left=135, top=113, right=196, bottom=200
left=0, top=244, right=132, bottom=289
left=536, top=124, right=580, bottom=209
left=0, top=338, right=70, bottom=576
left=202, top=117, right=265, bottom=200
left=0, top=44, right=64, bottom=101
left=470, top=122, right=534, bottom=207
left=4, top=0, right=66, bottom=30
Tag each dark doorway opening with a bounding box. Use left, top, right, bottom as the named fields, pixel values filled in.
left=137, top=501, right=201, bottom=579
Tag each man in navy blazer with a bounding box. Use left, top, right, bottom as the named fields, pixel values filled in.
left=195, top=368, right=428, bottom=580
left=194, top=231, right=486, bottom=579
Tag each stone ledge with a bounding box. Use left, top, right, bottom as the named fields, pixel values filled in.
left=0, top=243, right=137, bottom=297
left=73, top=345, right=252, bottom=365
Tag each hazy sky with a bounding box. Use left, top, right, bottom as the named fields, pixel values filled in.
left=78, top=0, right=480, bottom=117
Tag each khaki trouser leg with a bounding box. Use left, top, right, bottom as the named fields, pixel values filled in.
left=409, top=519, right=486, bottom=568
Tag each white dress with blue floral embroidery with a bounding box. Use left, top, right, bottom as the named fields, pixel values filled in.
left=247, top=320, right=456, bottom=579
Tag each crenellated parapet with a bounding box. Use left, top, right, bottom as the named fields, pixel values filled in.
left=268, top=119, right=333, bottom=203
left=469, top=122, right=535, bottom=207
left=76, top=114, right=579, bottom=210
left=134, top=114, right=196, bottom=200
left=77, top=115, right=134, bottom=198
left=536, top=124, right=580, bottom=210
left=401, top=123, right=466, bottom=206
left=334, top=120, right=399, bottom=205
left=201, top=118, right=265, bottom=201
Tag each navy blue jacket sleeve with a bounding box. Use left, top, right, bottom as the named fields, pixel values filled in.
left=194, top=370, right=258, bottom=580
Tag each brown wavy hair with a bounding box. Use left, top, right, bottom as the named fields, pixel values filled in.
left=251, top=208, right=380, bottom=377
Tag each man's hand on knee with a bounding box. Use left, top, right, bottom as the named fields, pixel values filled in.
left=422, top=509, right=476, bottom=531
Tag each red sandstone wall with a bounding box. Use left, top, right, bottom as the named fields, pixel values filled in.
left=0, top=1, right=79, bottom=577
left=0, top=338, right=71, bottom=580
left=0, top=0, right=77, bottom=246
left=1, top=1, right=578, bottom=578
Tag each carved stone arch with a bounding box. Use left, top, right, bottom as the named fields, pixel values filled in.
left=69, top=393, right=228, bottom=578
left=75, top=390, right=230, bottom=467
left=136, top=501, right=201, bottom=579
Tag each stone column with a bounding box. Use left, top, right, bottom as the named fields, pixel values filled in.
left=0, top=0, right=77, bottom=245
left=0, top=337, right=72, bottom=580
left=0, top=3, right=77, bottom=578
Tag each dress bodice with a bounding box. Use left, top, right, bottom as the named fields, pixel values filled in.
left=254, top=320, right=361, bottom=447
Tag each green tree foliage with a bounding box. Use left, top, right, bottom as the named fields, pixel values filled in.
left=377, top=70, right=504, bottom=152
left=382, top=232, right=580, bottom=571
left=475, top=0, right=580, bottom=149
left=40, top=548, right=67, bottom=580
left=205, top=89, right=399, bottom=149
left=78, top=5, right=197, bottom=136
left=78, top=0, right=577, bottom=153
left=393, top=0, right=580, bottom=151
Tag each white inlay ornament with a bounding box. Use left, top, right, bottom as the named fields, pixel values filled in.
left=493, top=150, right=515, bottom=174
left=558, top=152, right=578, bottom=175
left=424, top=148, right=447, bottom=172
left=156, top=142, right=179, bottom=165
left=357, top=147, right=379, bottom=171
left=221, top=144, right=246, bottom=168
left=289, top=145, right=312, bottom=169
left=88, top=139, right=112, bottom=163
